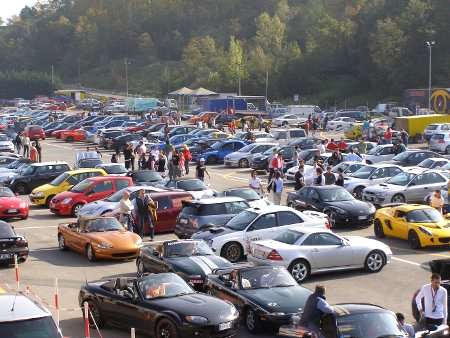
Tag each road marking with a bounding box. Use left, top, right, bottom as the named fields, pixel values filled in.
left=391, top=257, right=421, bottom=267
left=42, top=142, right=75, bottom=151
left=15, top=225, right=58, bottom=230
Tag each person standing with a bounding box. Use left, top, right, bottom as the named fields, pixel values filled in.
left=196, top=158, right=210, bottom=182
left=111, top=153, right=118, bottom=163
left=157, top=152, right=167, bottom=177
left=401, top=128, right=409, bottom=146
left=14, top=133, right=22, bottom=153
left=182, top=144, right=192, bottom=175
left=346, top=148, right=362, bottom=162
left=169, top=150, right=180, bottom=181
left=300, top=285, right=335, bottom=334
left=249, top=170, right=262, bottom=196
left=269, top=171, right=283, bottom=205
left=384, top=127, right=393, bottom=144
left=294, top=164, right=305, bottom=191
left=314, top=167, right=325, bottom=186
left=335, top=167, right=345, bottom=186
left=324, top=166, right=336, bottom=185
left=357, top=139, right=367, bottom=155
left=134, top=189, right=151, bottom=239
left=34, top=139, right=42, bottom=162
left=415, top=273, right=448, bottom=329
left=123, top=144, right=133, bottom=170
left=29, top=142, right=38, bottom=162
left=318, top=140, right=326, bottom=154
left=118, top=191, right=133, bottom=230
left=430, top=190, right=444, bottom=214
left=22, top=133, right=30, bottom=158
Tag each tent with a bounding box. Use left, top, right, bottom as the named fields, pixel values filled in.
left=191, top=87, right=217, bottom=96
left=168, top=87, right=193, bottom=96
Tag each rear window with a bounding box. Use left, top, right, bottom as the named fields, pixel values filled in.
left=427, top=125, right=438, bottom=130
left=431, top=134, right=444, bottom=140
left=198, top=203, right=227, bottom=216
left=0, top=316, right=60, bottom=338
left=181, top=205, right=199, bottom=216
left=290, top=130, right=306, bottom=138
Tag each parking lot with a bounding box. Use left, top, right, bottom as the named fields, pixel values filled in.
left=0, top=136, right=448, bottom=338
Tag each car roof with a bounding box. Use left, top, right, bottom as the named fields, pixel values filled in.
left=404, top=167, right=437, bottom=174
left=333, top=303, right=388, bottom=317
left=282, top=225, right=332, bottom=235
left=371, top=163, right=402, bottom=168
left=66, top=168, right=106, bottom=175
left=185, top=197, right=245, bottom=205
left=0, top=293, right=52, bottom=322
left=30, top=161, right=69, bottom=167
left=87, top=176, right=130, bottom=182
left=247, top=205, right=297, bottom=214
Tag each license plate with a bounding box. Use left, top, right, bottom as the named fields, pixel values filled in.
left=179, top=218, right=188, bottom=225
left=8, top=209, right=18, bottom=213
left=358, top=216, right=367, bottom=220
left=0, top=253, right=11, bottom=259
left=219, top=321, right=232, bottom=331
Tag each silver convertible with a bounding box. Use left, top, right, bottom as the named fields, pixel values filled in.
left=248, top=227, right=392, bottom=283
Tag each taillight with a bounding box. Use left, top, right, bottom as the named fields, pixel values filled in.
left=267, top=249, right=283, bottom=261
left=189, top=217, right=198, bottom=228
left=16, top=239, right=28, bottom=247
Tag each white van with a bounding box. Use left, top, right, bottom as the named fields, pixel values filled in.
left=286, top=105, right=321, bottom=118
left=271, top=128, right=306, bottom=144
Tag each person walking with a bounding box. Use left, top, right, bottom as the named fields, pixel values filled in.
left=268, top=171, right=283, bottom=205
left=156, top=152, right=167, bottom=177
left=415, top=273, right=448, bottom=329
left=34, top=139, right=42, bottom=162
left=22, top=133, right=30, bottom=158
left=196, top=158, right=210, bottom=182
left=324, top=166, right=336, bottom=185
left=169, top=150, right=180, bottom=181
left=29, top=142, right=38, bottom=162
left=118, top=191, right=133, bottom=230
left=249, top=170, right=262, bottom=196
left=14, top=133, right=22, bottom=153
left=182, top=144, right=192, bottom=175
left=123, top=144, right=133, bottom=170
left=134, top=189, right=151, bottom=239
left=299, top=285, right=335, bottom=334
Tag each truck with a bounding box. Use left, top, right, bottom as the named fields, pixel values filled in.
left=395, top=114, right=450, bottom=139
left=202, top=98, right=248, bottom=112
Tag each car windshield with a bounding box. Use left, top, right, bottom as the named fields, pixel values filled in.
left=0, top=135, right=9, bottom=141
left=0, top=316, right=61, bottom=338
left=226, top=189, right=260, bottom=201
left=177, top=180, right=206, bottom=191
left=337, top=312, right=405, bottom=338
left=273, top=230, right=304, bottom=245
left=392, top=151, right=411, bottom=161
left=386, top=172, right=415, bottom=186
left=164, top=241, right=213, bottom=257
left=139, top=274, right=193, bottom=299
left=0, top=187, right=15, bottom=198
left=20, top=165, right=35, bottom=176
left=238, top=144, right=256, bottom=153
left=78, top=159, right=102, bottom=168
left=133, top=171, right=162, bottom=182
left=226, top=210, right=258, bottom=231
left=406, top=208, right=444, bottom=223
left=70, top=179, right=93, bottom=193
left=367, top=145, right=383, bottom=155
left=417, top=159, right=434, bottom=168
left=239, top=267, right=297, bottom=289
left=103, top=164, right=127, bottom=174
left=6, top=160, right=21, bottom=169
left=350, top=166, right=375, bottom=179
left=318, top=188, right=354, bottom=202
left=0, top=222, right=15, bottom=237
left=211, top=141, right=224, bottom=150
left=105, top=188, right=127, bottom=202
left=85, top=217, right=124, bottom=232
left=50, top=172, right=70, bottom=186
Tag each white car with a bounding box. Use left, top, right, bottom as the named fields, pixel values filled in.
left=424, top=123, right=450, bottom=141
left=343, top=164, right=404, bottom=199
left=0, top=135, right=14, bottom=153
left=326, top=117, right=357, bottom=131
left=191, top=205, right=329, bottom=262
left=272, top=114, right=307, bottom=127
left=248, top=227, right=392, bottom=282
left=416, top=157, right=450, bottom=169
left=429, top=132, right=450, bottom=154
left=163, top=178, right=216, bottom=200
left=364, top=144, right=398, bottom=164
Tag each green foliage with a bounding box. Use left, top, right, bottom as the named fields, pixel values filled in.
left=0, top=71, right=58, bottom=99
left=0, top=0, right=448, bottom=104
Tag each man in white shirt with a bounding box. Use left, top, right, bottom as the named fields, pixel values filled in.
left=249, top=170, right=262, bottom=196
left=415, top=273, right=448, bottom=328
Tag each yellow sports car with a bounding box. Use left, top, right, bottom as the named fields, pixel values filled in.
left=374, top=204, right=450, bottom=249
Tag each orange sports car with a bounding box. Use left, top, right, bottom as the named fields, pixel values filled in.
left=60, top=129, right=87, bottom=142
left=57, top=217, right=142, bottom=262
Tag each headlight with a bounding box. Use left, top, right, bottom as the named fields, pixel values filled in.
left=62, top=198, right=72, bottom=204
left=418, top=226, right=433, bottom=236
left=96, top=242, right=113, bottom=249
left=375, top=192, right=385, bottom=197
left=271, top=312, right=286, bottom=316
left=185, top=315, right=208, bottom=324
left=136, top=238, right=143, bottom=247
left=368, top=205, right=376, bottom=213
left=19, top=202, right=27, bottom=208
left=230, top=304, right=239, bottom=319
left=33, top=191, right=44, bottom=197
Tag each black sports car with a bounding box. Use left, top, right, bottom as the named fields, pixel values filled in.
left=206, top=265, right=311, bottom=333
left=127, top=170, right=164, bottom=186
left=136, top=240, right=232, bottom=290
left=0, top=220, right=29, bottom=264
left=287, top=186, right=376, bottom=228
left=79, top=273, right=239, bottom=338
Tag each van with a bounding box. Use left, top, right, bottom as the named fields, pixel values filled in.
left=286, top=105, right=321, bottom=118
left=387, top=107, right=413, bottom=118
left=271, top=128, right=306, bottom=144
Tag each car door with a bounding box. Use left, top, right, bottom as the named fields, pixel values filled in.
left=142, top=250, right=169, bottom=273
left=379, top=146, right=394, bottom=162
left=369, top=167, right=391, bottom=185
left=406, top=174, right=428, bottom=202
left=276, top=211, right=305, bottom=230
left=290, top=188, right=310, bottom=210
left=244, top=213, right=278, bottom=249
left=32, top=165, right=51, bottom=188
left=87, top=180, right=114, bottom=202
left=152, top=196, right=173, bottom=233
left=386, top=210, right=409, bottom=239
left=422, top=172, right=448, bottom=195
left=301, top=233, right=352, bottom=269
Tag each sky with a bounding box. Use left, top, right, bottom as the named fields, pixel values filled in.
left=1, top=0, right=38, bottom=23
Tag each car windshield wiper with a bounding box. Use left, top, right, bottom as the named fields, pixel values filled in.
left=375, top=335, right=405, bottom=338
left=272, top=284, right=296, bottom=288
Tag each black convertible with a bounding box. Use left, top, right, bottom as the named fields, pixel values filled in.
left=136, top=240, right=232, bottom=290
left=79, top=273, right=239, bottom=338
left=0, top=220, right=29, bottom=265
left=206, top=265, right=311, bottom=333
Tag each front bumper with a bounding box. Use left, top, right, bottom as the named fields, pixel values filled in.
left=333, top=213, right=374, bottom=227
left=0, top=207, right=28, bottom=219
left=93, top=247, right=139, bottom=260
left=429, top=143, right=446, bottom=152
left=362, top=191, right=389, bottom=206
left=30, top=194, right=46, bottom=205
left=49, top=201, right=73, bottom=216
left=178, top=320, right=239, bottom=338
left=224, top=159, right=239, bottom=167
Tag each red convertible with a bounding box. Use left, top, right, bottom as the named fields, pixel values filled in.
left=61, top=129, right=87, bottom=142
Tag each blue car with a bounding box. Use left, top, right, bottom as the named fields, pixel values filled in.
left=159, top=134, right=195, bottom=150
left=195, top=140, right=247, bottom=164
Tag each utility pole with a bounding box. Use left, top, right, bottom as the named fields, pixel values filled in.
left=124, top=58, right=129, bottom=98
left=51, top=64, right=54, bottom=87
left=237, top=63, right=241, bottom=96
left=265, top=70, right=269, bottom=111
left=426, top=41, right=436, bottom=111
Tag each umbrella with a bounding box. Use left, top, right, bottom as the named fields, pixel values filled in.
left=168, top=87, right=193, bottom=96
left=191, top=87, right=217, bottom=96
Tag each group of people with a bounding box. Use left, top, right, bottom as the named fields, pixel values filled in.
left=13, top=132, right=42, bottom=162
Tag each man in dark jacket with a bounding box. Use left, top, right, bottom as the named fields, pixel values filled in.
left=300, top=285, right=335, bottom=336
left=135, top=189, right=152, bottom=239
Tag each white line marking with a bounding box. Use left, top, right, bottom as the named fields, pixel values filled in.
left=391, top=256, right=421, bottom=267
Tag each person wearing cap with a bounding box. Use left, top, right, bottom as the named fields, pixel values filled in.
left=196, top=158, right=210, bottom=182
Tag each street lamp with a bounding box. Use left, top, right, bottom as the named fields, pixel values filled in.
left=124, top=58, right=131, bottom=98
left=426, top=41, right=435, bottom=111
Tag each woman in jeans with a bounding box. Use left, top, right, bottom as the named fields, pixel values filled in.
left=118, top=191, right=133, bottom=230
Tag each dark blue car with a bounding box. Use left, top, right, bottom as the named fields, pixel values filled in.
left=195, top=140, right=247, bottom=164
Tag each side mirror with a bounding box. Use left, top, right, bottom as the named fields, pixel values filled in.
left=152, top=250, right=160, bottom=258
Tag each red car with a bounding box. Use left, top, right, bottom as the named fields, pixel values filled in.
left=61, top=129, right=87, bottom=142
left=126, top=122, right=149, bottom=133
left=50, top=176, right=133, bottom=216
left=0, top=187, right=29, bottom=220
left=24, top=125, right=45, bottom=140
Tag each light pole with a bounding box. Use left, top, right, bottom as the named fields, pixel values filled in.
left=124, top=58, right=130, bottom=98
left=51, top=64, right=54, bottom=87
left=426, top=41, right=435, bottom=111
left=237, top=63, right=242, bottom=96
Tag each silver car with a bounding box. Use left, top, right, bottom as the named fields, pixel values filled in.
left=343, top=164, right=404, bottom=199
left=248, top=227, right=392, bottom=283
left=364, top=144, right=399, bottom=164
left=224, top=143, right=276, bottom=168
left=362, top=168, right=449, bottom=205
left=0, top=134, right=14, bottom=152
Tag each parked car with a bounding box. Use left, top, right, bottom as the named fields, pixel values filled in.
left=60, top=129, right=87, bottom=142
left=78, top=273, right=239, bottom=337
left=50, top=176, right=133, bottom=216
left=272, top=114, right=307, bottom=127
left=417, top=157, right=450, bottom=169
left=0, top=134, right=14, bottom=152
left=136, top=239, right=232, bottom=290
left=24, top=125, right=45, bottom=140
left=126, top=170, right=164, bottom=186
left=387, top=149, right=441, bottom=167
left=362, top=168, right=449, bottom=205
left=287, top=186, right=376, bottom=227
left=424, top=123, right=450, bottom=141
left=163, top=178, right=216, bottom=200
left=248, top=227, right=391, bottom=282
left=219, top=187, right=271, bottom=209
left=224, top=142, right=276, bottom=168
left=58, top=216, right=142, bottom=261
left=271, top=128, right=306, bottom=144
left=6, top=161, right=71, bottom=195
left=0, top=156, right=19, bottom=168
left=326, top=117, right=357, bottom=131
left=331, top=161, right=367, bottom=176
left=0, top=219, right=29, bottom=263
left=429, top=132, right=450, bottom=154
left=175, top=197, right=250, bottom=239
left=192, top=206, right=329, bottom=262
left=30, top=168, right=107, bottom=207
left=364, top=144, right=398, bottom=164
left=95, top=163, right=128, bottom=175
left=196, top=140, right=247, bottom=164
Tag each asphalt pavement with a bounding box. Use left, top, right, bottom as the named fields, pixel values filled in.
left=0, top=137, right=446, bottom=338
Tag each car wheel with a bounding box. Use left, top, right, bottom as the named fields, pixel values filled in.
left=156, top=318, right=179, bottom=338
left=288, top=259, right=310, bottom=283
left=246, top=308, right=262, bottom=333
left=239, top=158, right=249, bottom=168
left=72, top=203, right=83, bottom=216
left=353, top=186, right=365, bottom=200
left=325, top=210, right=337, bottom=228
left=86, top=244, right=96, bottom=262
left=207, top=156, right=218, bottom=165
left=58, top=234, right=67, bottom=251
left=408, top=231, right=421, bottom=249
left=45, top=195, right=55, bottom=208
left=373, top=219, right=385, bottom=238
left=14, top=183, right=28, bottom=195
left=82, top=299, right=104, bottom=328
left=365, top=250, right=385, bottom=272
left=221, top=242, right=243, bottom=263
left=391, top=194, right=405, bottom=203
left=136, top=257, right=145, bottom=277
left=446, top=146, right=450, bottom=155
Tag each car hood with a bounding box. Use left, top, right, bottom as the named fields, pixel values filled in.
left=343, top=236, right=391, bottom=252
left=167, top=255, right=232, bottom=276
left=226, top=151, right=249, bottom=160
left=188, top=189, right=215, bottom=200
left=192, top=226, right=237, bottom=241
left=32, top=183, right=62, bottom=194
left=239, top=286, right=311, bottom=313
left=0, top=196, right=24, bottom=207
left=78, top=200, right=117, bottom=216
left=0, top=141, right=13, bottom=146
left=344, top=177, right=369, bottom=185
left=0, top=172, right=18, bottom=181
left=53, top=190, right=84, bottom=201
left=248, top=199, right=271, bottom=209
left=324, top=200, right=374, bottom=215
left=85, top=230, right=140, bottom=249
left=364, top=183, right=405, bottom=194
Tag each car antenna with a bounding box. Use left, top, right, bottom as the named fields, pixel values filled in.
left=10, top=291, right=19, bottom=312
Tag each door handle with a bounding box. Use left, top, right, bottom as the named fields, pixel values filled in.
left=311, top=248, right=319, bottom=253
